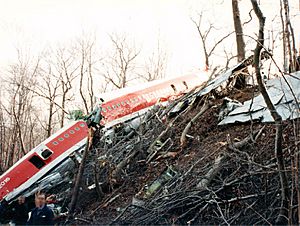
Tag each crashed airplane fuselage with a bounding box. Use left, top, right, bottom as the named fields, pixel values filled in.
left=0, top=72, right=207, bottom=202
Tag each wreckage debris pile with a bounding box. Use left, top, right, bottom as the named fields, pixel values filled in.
left=66, top=83, right=300, bottom=225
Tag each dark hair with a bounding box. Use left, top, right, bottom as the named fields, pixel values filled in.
left=1, top=199, right=8, bottom=206
left=35, top=191, right=46, bottom=198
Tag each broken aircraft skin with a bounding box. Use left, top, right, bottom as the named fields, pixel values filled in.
left=0, top=51, right=272, bottom=222
left=0, top=73, right=205, bottom=204
left=219, top=71, right=300, bottom=125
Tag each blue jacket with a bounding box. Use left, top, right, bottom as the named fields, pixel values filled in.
left=27, top=205, right=54, bottom=225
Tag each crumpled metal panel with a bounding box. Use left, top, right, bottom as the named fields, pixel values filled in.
left=197, top=62, right=244, bottom=97
left=219, top=71, right=300, bottom=125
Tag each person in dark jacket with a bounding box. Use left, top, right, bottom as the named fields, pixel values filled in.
left=0, top=199, right=9, bottom=223
left=11, top=196, right=29, bottom=225
left=27, top=192, right=54, bottom=225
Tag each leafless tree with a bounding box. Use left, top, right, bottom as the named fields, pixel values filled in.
left=232, top=0, right=247, bottom=88
left=77, top=34, right=103, bottom=114
left=36, top=63, right=61, bottom=138
left=280, top=0, right=298, bottom=73
left=191, top=12, right=234, bottom=71
left=140, top=39, right=168, bottom=82
left=53, top=46, right=79, bottom=127
left=102, top=33, right=140, bottom=89
left=0, top=50, right=40, bottom=168
left=232, top=0, right=246, bottom=62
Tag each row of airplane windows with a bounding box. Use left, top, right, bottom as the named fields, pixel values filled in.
left=101, top=83, right=185, bottom=113
left=52, top=123, right=86, bottom=146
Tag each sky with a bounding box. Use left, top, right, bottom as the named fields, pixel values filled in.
left=0, top=0, right=299, bottom=78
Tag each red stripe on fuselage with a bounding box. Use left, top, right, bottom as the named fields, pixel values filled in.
left=101, top=74, right=202, bottom=124
left=0, top=73, right=205, bottom=201
left=0, top=121, right=88, bottom=201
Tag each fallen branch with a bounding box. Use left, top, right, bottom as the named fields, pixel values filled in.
left=146, top=114, right=180, bottom=158
left=197, top=153, right=227, bottom=189
left=180, top=101, right=211, bottom=148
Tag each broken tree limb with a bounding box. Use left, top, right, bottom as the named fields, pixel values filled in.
left=111, top=138, right=141, bottom=183
left=180, top=100, right=211, bottom=148
left=197, top=126, right=264, bottom=190
left=147, top=114, right=180, bottom=158
left=196, top=153, right=227, bottom=189
left=147, top=137, right=173, bottom=163
left=102, top=193, right=121, bottom=208
left=68, top=127, right=94, bottom=218
left=228, top=126, right=265, bottom=150
left=94, top=163, right=104, bottom=200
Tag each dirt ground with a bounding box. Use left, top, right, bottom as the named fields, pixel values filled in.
left=69, top=87, right=300, bottom=225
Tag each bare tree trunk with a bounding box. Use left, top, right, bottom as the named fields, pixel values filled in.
left=282, top=0, right=297, bottom=73
left=68, top=128, right=93, bottom=218
left=47, top=102, right=54, bottom=138
left=60, top=90, right=66, bottom=128
left=79, top=52, right=89, bottom=114
left=232, top=0, right=245, bottom=62
left=87, top=48, right=94, bottom=108
left=280, top=0, right=288, bottom=72
left=285, top=0, right=297, bottom=72
left=251, top=1, right=289, bottom=224
left=232, top=0, right=247, bottom=89
left=12, top=93, right=26, bottom=156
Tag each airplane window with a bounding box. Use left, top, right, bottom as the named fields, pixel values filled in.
left=117, top=103, right=121, bottom=107
left=52, top=141, right=58, bottom=145
left=64, top=134, right=69, bottom=138
left=183, top=81, right=188, bottom=89
left=171, top=84, right=177, bottom=92
left=69, top=130, right=75, bottom=134
left=41, top=149, right=53, bottom=159
left=125, top=100, right=130, bottom=104
left=102, top=108, right=107, bottom=112
left=29, top=155, right=46, bottom=169
left=58, top=137, right=64, bottom=141
left=112, top=105, right=116, bottom=109
left=121, top=101, right=125, bottom=106
left=107, top=106, right=112, bottom=111
left=75, top=127, right=80, bottom=131
left=80, top=123, right=85, bottom=127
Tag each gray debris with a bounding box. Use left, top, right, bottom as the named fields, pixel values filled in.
left=218, top=97, right=243, bottom=121
left=219, top=72, right=300, bottom=125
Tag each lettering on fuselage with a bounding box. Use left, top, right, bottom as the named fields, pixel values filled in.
left=0, top=177, right=10, bottom=189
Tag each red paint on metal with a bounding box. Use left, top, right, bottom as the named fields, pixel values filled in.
left=0, top=121, right=88, bottom=201
left=0, top=73, right=205, bottom=201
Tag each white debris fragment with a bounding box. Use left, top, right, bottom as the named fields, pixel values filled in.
left=219, top=71, right=300, bottom=125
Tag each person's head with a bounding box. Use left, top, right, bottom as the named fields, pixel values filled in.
left=0, top=199, right=8, bottom=207
left=18, top=196, right=25, bottom=205
left=35, top=192, right=46, bottom=208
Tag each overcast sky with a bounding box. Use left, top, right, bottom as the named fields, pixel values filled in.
left=0, top=0, right=299, bottom=77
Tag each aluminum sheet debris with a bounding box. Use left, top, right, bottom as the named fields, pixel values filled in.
left=219, top=72, right=300, bottom=125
